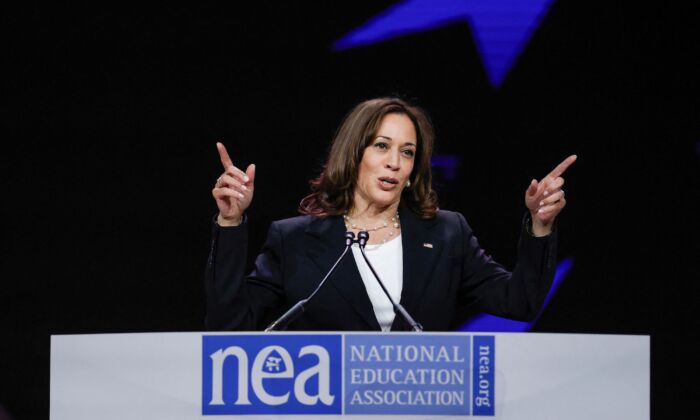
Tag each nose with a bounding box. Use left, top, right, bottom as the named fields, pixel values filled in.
left=385, top=150, right=401, bottom=171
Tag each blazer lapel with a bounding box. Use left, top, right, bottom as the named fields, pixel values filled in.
left=397, top=205, right=442, bottom=327
left=305, top=216, right=381, bottom=330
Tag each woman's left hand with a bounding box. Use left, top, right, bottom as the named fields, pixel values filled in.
left=524, top=155, right=577, bottom=236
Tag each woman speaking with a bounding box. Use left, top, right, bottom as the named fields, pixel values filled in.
left=206, top=97, right=576, bottom=331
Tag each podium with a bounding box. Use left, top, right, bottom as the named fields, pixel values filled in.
left=51, top=332, right=648, bottom=419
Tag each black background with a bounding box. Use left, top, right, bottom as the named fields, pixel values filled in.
left=2, top=2, right=698, bottom=418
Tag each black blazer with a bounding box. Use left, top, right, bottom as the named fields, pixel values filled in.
left=205, top=206, right=557, bottom=331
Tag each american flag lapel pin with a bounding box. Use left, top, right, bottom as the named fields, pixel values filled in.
left=423, top=243, right=433, bottom=249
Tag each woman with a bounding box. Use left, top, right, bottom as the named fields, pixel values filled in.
left=206, top=97, right=575, bottom=331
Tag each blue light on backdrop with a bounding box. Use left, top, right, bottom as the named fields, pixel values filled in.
left=459, top=257, right=574, bottom=332
left=431, top=154, right=460, bottom=181
left=334, top=0, right=556, bottom=87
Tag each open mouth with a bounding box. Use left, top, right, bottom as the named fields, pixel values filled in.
left=379, top=177, right=400, bottom=188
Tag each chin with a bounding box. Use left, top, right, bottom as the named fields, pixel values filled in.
left=369, top=194, right=401, bottom=208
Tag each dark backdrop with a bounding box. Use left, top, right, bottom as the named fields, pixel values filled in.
left=2, top=2, right=698, bottom=418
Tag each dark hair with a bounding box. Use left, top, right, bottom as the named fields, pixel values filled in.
left=299, top=97, right=438, bottom=219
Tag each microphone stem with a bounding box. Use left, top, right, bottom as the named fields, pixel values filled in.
left=358, top=246, right=423, bottom=332
left=307, top=246, right=351, bottom=302
left=265, top=244, right=352, bottom=332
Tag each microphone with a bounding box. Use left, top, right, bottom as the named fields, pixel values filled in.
left=265, top=231, right=356, bottom=332
left=356, top=231, right=424, bottom=332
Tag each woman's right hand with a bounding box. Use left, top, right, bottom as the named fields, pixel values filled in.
left=212, top=142, right=256, bottom=226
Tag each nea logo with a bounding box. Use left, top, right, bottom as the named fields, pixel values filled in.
left=202, top=335, right=342, bottom=415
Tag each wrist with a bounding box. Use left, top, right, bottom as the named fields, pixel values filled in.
left=217, top=213, right=243, bottom=227
left=529, top=214, right=552, bottom=237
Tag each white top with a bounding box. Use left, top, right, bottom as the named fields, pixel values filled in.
left=351, top=235, right=403, bottom=331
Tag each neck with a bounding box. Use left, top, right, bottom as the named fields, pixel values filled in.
left=347, top=203, right=399, bottom=222
left=351, top=190, right=401, bottom=219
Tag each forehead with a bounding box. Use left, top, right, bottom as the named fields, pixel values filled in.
left=375, top=113, right=417, bottom=143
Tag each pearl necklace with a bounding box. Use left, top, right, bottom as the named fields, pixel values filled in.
left=343, top=212, right=400, bottom=244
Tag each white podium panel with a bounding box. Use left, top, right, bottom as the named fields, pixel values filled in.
left=50, top=332, right=648, bottom=420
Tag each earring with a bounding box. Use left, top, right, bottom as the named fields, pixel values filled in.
left=405, top=179, right=411, bottom=188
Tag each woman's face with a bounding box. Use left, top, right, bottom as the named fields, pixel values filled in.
left=354, top=113, right=417, bottom=211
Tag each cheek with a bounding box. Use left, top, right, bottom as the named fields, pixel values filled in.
left=359, top=156, right=379, bottom=178
left=357, top=162, right=373, bottom=188
left=405, top=160, right=416, bottom=177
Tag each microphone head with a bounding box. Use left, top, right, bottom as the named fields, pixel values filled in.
left=344, top=231, right=356, bottom=246
left=358, top=231, right=369, bottom=247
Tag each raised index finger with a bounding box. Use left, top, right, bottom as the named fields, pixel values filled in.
left=547, top=154, right=577, bottom=178
left=216, top=142, right=234, bottom=170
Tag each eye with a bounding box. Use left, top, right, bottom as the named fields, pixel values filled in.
left=374, top=141, right=389, bottom=150
left=402, top=149, right=415, bottom=158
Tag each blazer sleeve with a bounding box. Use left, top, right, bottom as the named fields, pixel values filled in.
left=204, top=217, right=286, bottom=330
left=455, top=212, right=557, bottom=322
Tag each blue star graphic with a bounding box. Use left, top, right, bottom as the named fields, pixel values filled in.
left=334, top=0, right=556, bottom=87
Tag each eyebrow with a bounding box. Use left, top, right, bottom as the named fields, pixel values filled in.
left=376, top=135, right=417, bottom=147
